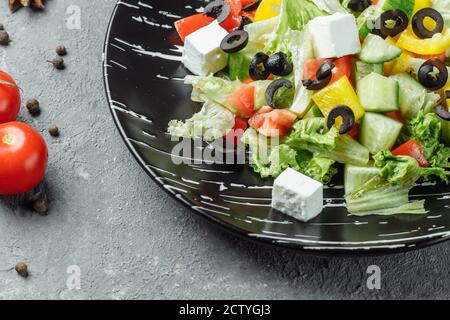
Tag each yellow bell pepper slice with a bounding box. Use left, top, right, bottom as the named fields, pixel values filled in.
left=413, top=0, right=431, bottom=14
left=384, top=51, right=415, bottom=76
left=254, top=0, right=282, bottom=22
left=397, top=28, right=450, bottom=55
left=312, top=76, right=365, bottom=123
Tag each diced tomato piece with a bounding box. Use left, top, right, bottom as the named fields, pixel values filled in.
left=392, top=140, right=429, bottom=168
left=303, top=56, right=352, bottom=85
left=414, top=52, right=446, bottom=62
left=333, top=56, right=352, bottom=83
left=221, top=0, right=243, bottom=32
left=225, top=116, right=248, bottom=145
left=174, top=14, right=215, bottom=42
left=248, top=107, right=297, bottom=137
left=348, top=123, right=360, bottom=140
left=228, top=84, right=256, bottom=118
left=385, top=110, right=405, bottom=124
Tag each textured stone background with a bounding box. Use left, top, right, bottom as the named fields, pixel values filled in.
left=0, top=0, right=449, bottom=300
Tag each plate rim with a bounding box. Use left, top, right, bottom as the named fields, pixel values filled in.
left=102, top=0, right=450, bottom=254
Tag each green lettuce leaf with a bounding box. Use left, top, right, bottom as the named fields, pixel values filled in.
left=168, top=101, right=235, bottom=141
left=346, top=151, right=427, bottom=216
left=297, top=151, right=338, bottom=183
left=373, top=151, right=422, bottom=185
left=286, top=29, right=315, bottom=116
left=408, top=111, right=450, bottom=182
left=311, top=0, right=347, bottom=13
left=185, top=75, right=240, bottom=110
left=245, top=16, right=280, bottom=48
left=185, top=75, right=269, bottom=113
left=242, top=128, right=337, bottom=182
left=267, top=0, right=326, bottom=53
left=286, top=118, right=370, bottom=166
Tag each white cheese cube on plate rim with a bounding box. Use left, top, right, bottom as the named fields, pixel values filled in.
left=182, top=21, right=229, bottom=76
left=272, top=168, right=324, bottom=222
left=308, top=13, right=361, bottom=59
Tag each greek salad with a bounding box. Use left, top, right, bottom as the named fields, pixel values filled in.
left=168, top=0, right=450, bottom=221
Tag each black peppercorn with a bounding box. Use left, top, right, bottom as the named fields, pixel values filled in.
left=33, top=197, right=48, bottom=215
left=48, top=124, right=60, bottom=137
left=56, top=44, right=67, bottom=56
left=26, top=98, right=41, bottom=116
left=50, top=57, right=65, bottom=70
left=0, top=30, right=10, bottom=46
left=0, top=23, right=4, bottom=31
left=15, top=263, right=29, bottom=278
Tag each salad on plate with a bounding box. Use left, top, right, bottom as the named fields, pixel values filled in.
left=167, top=0, right=450, bottom=222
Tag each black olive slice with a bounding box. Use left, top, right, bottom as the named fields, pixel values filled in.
left=435, top=104, right=450, bottom=121
left=249, top=52, right=270, bottom=80
left=265, top=79, right=293, bottom=109
left=376, top=9, right=409, bottom=38
left=243, top=0, right=262, bottom=12
left=348, top=0, right=371, bottom=12
left=238, top=16, right=253, bottom=30
left=317, top=61, right=335, bottom=81
left=412, top=8, right=444, bottom=39
left=264, top=52, right=293, bottom=76
left=220, top=30, right=249, bottom=53
left=204, top=0, right=231, bottom=24
left=327, top=105, right=356, bottom=135
left=302, top=61, right=334, bottom=91
left=418, top=59, right=448, bottom=91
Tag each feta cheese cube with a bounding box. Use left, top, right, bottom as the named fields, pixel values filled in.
left=308, top=13, right=361, bottom=59
left=272, top=168, right=323, bottom=222
left=182, top=22, right=229, bottom=76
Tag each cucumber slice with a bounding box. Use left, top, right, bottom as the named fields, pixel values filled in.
left=359, top=34, right=402, bottom=64
left=353, top=61, right=384, bottom=83
left=344, top=164, right=380, bottom=194
left=390, top=73, right=425, bottom=119
left=390, top=73, right=440, bottom=120
left=360, top=112, right=403, bottom=154
left=357, top=72, right=399, bottom=112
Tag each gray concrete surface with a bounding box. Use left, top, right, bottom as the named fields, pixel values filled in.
left=0, top=0, right=449, bottom=300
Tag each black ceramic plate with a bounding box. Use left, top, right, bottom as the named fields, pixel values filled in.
left=103, top=0, right=450, bottom=253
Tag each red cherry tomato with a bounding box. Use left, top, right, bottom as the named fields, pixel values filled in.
left=0, top=122, right=48, bottom=195
left=392, top=140, right=429, bottom=168
left=225, top=116, right=248, bottom=145
left=0, top=71, right=21, bottom=124
left=228, top=84, right=255, bottom=118
left=304, top=56, right=352, bottom=85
